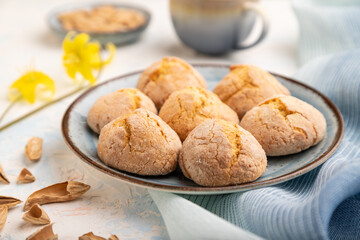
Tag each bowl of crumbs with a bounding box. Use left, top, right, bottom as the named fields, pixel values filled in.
left=48, top=3, right=151, bottom=45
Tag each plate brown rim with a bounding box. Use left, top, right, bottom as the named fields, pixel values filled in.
left=61, top=63, right=344, bottom=193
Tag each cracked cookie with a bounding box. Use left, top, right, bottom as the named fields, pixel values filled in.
left=213, top=65, right=290, bottom=119
left=87, top=88, right=157, bottom=134
left=179, top=119, right=267, bottom=187
left=159, top=87, right=239, bottom=141
left=240, top=95, right=327, bottom=156
left=97, top=109, right=182, bottom=175
left=137, top=56, right=207, bottom=109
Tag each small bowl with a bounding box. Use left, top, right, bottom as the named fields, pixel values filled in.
left=47, top=2, right=151, bottom=45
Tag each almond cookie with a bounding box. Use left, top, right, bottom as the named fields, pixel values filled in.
left=159, top=87, right=239, bottom=141
left=137, top=56, right=206, bottom=109
left=213, top=65, right=290, bottom=119
left=179, top=119, right=267, bottom=187
left=240, top=95, right=327, bottom=156
left=97, top=109, right=182, bottom=175
left=87, top=88, right=157, bottom=134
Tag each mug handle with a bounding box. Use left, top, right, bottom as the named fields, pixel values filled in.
left=235, top=2, right=269, bottom=49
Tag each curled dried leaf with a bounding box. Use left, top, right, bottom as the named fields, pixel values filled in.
left=26, top=223, right=58, bottom=240
left=0, top=164, right=10, bottom=184
left=79, top=232, right=119, bottom=240
left=25, top=137, right=43, bottom=161
left=0, top=196, right=22, bottom=209
left=17, top=168, right=36, bottom=184
left=24, top=181, right=90, bottom=211
left=79, top=232, right=106, bottom=240
left=0, top=206, right=8, bottom=231
left=23, top=204, right=50, bottom=225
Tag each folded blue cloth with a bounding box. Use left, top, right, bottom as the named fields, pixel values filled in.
left=151, top=1, right=360, bottom=239
left=293, top=0, right=360, bottom=64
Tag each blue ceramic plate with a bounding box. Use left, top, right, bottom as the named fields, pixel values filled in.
left=47, top=3, right=151, bottom=45
left=62, top=64, right=344, bottom=195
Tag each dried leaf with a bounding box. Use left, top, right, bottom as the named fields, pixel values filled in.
left=17, top=168, right=36, bottom=184
left=0, top=206, right=7, bottom=231
left=24, top=181, right=90, bottom=211
left=25, top=137, right=43, bottom=161
left=79, top=232, right=106, bottom=240
left=0, top=196, right=22, bottom=231
left=26, top=223, right=58, bottom=240
left=0, top=164, right=10, bottom=184
left=108, top=235, right=119, bottom=240
left=79, top=232, right=119, bottom=240
left=23, top=204, right=50, bottom=225
left=0, top=196, right=22, bottom=208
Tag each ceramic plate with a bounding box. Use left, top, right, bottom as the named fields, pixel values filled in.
left=47, top=3, right=151, bottom=45
left=62, top=64, right=344, bottom=195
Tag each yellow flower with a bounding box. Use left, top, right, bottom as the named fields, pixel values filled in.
left=62, top=32, right=116, bottom=84
left=8, top=71, right=55, bottom=103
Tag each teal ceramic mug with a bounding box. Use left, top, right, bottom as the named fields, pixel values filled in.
left=170, top=0, right=268, bottom=54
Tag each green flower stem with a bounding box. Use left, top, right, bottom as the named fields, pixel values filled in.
left=0, top=85, right=90, bottom=132
left=0, top=96, right=22, bottom=125
left=0, top=45, right=106, bottom=132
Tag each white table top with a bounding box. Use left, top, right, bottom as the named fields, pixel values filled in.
left=0, top=0, right=298, bottom=238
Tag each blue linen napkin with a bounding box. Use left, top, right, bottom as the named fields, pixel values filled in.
left=150, top=1, right=360, bottom=239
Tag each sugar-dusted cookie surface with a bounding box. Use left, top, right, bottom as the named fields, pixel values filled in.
left=87, top=88, right=157, bottom=134
left=97, top=109, right=182, bottom=175
left=213, top=65, right=290, bottom=119
left=159, top=87, right=239, bottom=141
left=137, top=56, right=206, bottom=109
left=179, top=119, right=267, bottom=187
left=240, top=95, right=327, bottom=156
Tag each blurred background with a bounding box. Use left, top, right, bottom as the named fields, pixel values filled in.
left=0, top=0, right=298, bottom=99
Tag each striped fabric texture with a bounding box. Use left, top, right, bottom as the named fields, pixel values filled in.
left=293, top=0, right=360, bottom=64
left=150, top=1, right=360, bottom=239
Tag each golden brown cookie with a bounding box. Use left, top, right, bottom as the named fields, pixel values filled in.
left=137, top=56, right=206, bottom=109
left=87, top=88, right=157, bottom=134
left=159, top=87, right=239, bottom=141
left=97, top=109, right=182, bottom=175
left=240, top=95, right=327, bottom=156
left=213, top=65, right=290, bottom=119
left=179, top=119, right=267, bottom=187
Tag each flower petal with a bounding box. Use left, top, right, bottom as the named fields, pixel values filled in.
left=35, top=72, right=56, bottom=95
left=62, top=32, right=115, bottom=84
left=91, top=43, right=116, bottom=69
left=82, top=42, right=102, bottom=70
left=74, top=33, right=90, bottom=50
left=8, top=71, right=55, bottom=104
left=66, top=64, right=77, bottom=79
left=79, top=64, right=96, bottom=84
left=102, top=43, right=116, bottom=66
left=62, top=31, right=76, bottom=53
left=18, top=84, right=36, bottom=103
